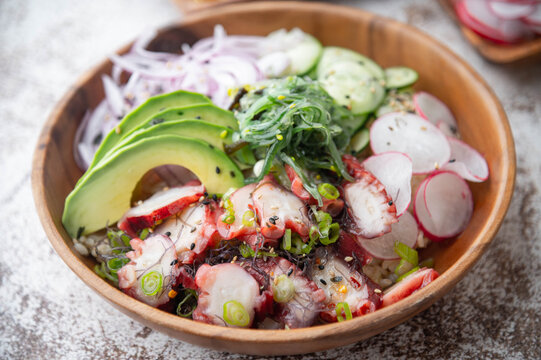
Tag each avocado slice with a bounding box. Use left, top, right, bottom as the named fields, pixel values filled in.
left=100, top=120, right=233, bottom=166
left=89, top=90, right=211, bottom=169
left=134, top=103, right=239, bottom=134
left=63, top=135, right=244, bottom=238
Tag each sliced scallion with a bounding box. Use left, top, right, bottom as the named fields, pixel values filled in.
left=222, top=214, right=235, bottom=224
left=272, top=274, right=296, bottom=303
left=396, top=266, right=420, bottom=282
left=282, top=229, right=292, bottom=251
left=176, top=289, right=198, bottom=318
left=223, top=300, right=250, bottom=327
left=335, top=302, right=353, bottom=322
left=394, top=241, right=418, bottom=266
left=141, top=271, right=163, bottom=296
left=242, top=210, right=255, bottom=227
left=317, top=183, right=339, bottom=200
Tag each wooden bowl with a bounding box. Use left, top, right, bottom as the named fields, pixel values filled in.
left=31, top=1, right=515, bottom=355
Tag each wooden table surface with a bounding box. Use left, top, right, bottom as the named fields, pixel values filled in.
left=0, top=0, right=539, bottom=358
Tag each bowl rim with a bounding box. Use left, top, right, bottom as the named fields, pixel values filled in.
left=31, top=0, right=516, bottom=352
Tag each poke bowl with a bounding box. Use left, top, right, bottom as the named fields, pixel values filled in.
left=31, top=1, right=515, bottom=355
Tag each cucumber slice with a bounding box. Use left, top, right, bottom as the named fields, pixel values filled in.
left=316, top=46, right=385, bottom=80
left=384, top=67, right=418, bottom=89
left=319, top=60, right=385, bottom=114
left=266, top=28, right=323, bottom=76
left=349, top=128, right=370, bottom=154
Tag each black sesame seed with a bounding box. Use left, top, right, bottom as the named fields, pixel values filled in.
left=204, top=191, right=208, bottom=197
left=190, top=227, right=197, bottom=233
left=449, top=158, right=456, bottom=163
left=230, top=171, right=236, bottom=178
left=170, top=259, right=178, bottom=266
left=190, top=243, right=195, bottom=250
left=330, top=276, right=343, bottom=283
left=320, top=279, right=327, bottom=285
left=209, top=144, right=214, bottom=149
left=92, top=133, right=103, bottom=145
left=287, top=269, right=293, bottom=277
left=150, top=118, right=164, bottom=126
left=177, top=111, right=184, bottom=116
left=165, top=231, right=171, bottom=237
left=215, top=166, right=221, bottom=174
left=196, top=116, right=201, bottom=119
left=76, top=226, right=85, bottom=239
left=212, top=194, right=218, bottom=201
left=388, top=200, right=393, bottom=206
left=345, top=95, right=350, bottom=99
left=318, top=264, right=325, bottom=270
left=202, top=200, right=211, bottom=205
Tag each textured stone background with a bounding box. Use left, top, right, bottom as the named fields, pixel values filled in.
left=1, top=0, right=540, bottom=359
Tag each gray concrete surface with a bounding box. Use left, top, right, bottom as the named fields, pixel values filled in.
left=0, top=0, right=540, bottom=358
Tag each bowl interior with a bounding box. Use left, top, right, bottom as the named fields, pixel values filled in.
left=32, top=1, right=515, bottom=355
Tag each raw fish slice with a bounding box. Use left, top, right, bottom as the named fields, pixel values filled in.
left=312, top=250, right=382, bottom=322
left=192, top=263, right=266, bottom=327
left=117, top=234, right=180, bottom=307
left=382, top=267, right=439, bottom=307
left=252, top=175, right=311, bottom=239
left=285, top=164, right=344, bottom=217
left=216, top=183, right=258, bottom=240
left=343, top=169, right=398, bottom=239
left=155, top=202, right=220, bottom=264
left=245, top=257, right=326, bottom=329
left=118, top=184, right=204, bottom=237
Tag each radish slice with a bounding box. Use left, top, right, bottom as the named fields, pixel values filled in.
left=489, top=1, right=535, bottom=20
left=523, top=4, right=541, bottom=25
left=414, top=171, right=473, bottom=241
left=436, top=120, right=458, bottom=138
left=370, top=112, right=451, bottom=174
left=362, top=152, right=413, bottom=216
left=358, top=212, right=419, bottom=260
left=382, top=268, right=439, bottom=307
left=413, top=91, right=457, bottom=129
left=442, top=137, right=489, bottom=182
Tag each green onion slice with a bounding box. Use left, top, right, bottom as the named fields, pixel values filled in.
left=222, top=214, right=235, bottom=224
left=272, top=274, right=296, bottom=303
left=394, top=241, right=418, bottom=266
left=419, top=258, right=434, bottom=269
left=335, top=302, right=353, bottom=322
left=223, top=300, right=250, bottom=327
left=107, top=257, right=128, bottom=273
left=176, top=289, right=198, bottom=318
left=282, top=229, right=292, bottom=251
left=141, top=271, right=163, bottom=296
left=317, top=183, right=339, bottom=200
left=394, top=258, right=415, bottom=277
left=396, top=266, right=420, bottom=282
left=242, top=210, right=255, bottom=227
left=320, top=222, right=340, bottom=245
